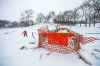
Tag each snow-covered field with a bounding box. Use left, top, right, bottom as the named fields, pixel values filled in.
left=0, top=24, right=100, bottom=66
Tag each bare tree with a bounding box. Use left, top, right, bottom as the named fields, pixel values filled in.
left=46, top=11, right=55, bottom=23
left=20, top=9, right=34, bottom=26
left=36, top=13, right=45, bottom=24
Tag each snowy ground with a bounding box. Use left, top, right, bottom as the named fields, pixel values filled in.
left=0, top=23, right=100, bottom=66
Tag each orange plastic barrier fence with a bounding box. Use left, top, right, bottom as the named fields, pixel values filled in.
left=38, top=32, right=80, bottom=54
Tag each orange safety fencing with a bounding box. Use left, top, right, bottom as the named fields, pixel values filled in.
left=38, top=32, right=81, bottom=54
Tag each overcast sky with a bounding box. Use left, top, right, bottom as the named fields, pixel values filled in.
left=0, top=0, right=85, bottom=21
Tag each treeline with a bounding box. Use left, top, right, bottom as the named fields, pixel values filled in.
left=0, top=20, right=34, bottom=28
left=33, top=0, right=100, bottom=26
left=0, top=0, right=100, bottom=28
